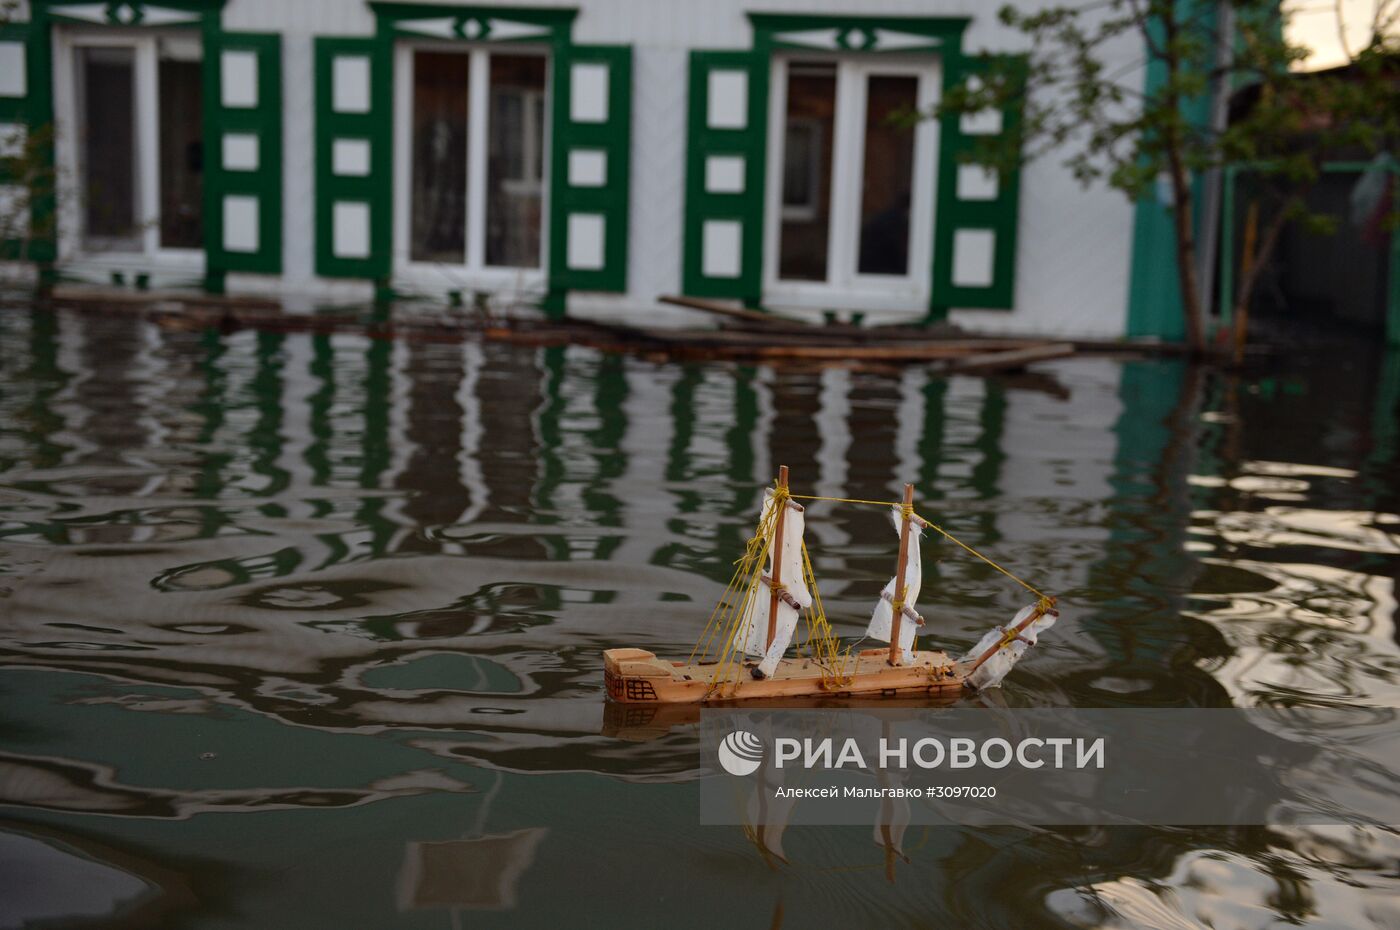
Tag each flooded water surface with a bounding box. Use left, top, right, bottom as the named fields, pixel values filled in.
left=0, top=308, right=1397, bottom=929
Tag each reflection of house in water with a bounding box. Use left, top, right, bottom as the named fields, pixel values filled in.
left=2, top=308, right=1398, bottom=784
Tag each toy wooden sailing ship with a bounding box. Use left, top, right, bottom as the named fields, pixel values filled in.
left=604, top=466, right=1058, bottom=704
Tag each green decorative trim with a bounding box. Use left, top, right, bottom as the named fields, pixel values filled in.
left=369, top=2, right=576, bottom=42
left=314, top=35, right=390, bottom=279
left=681, top=50, right=768, bottom=302
left=204, top=31, right=283, bottom=277
left=929, top=52, right=1025, bottom=312
left=0, top=17, right=56, bottom=263
left=539, top=288, right=565, bottom=316
left=749, top=12, right=968, bottom=54
left=547, top=43, right=631, bottom=298
left=41, top=1, right=222, bottom=26
left=748, top=13, right=970, bottom=32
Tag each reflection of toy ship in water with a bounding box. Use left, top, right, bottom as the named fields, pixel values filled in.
left=745, top=768, right=918, bottom=884
left=601, top=693, right=971, bottom=741
left=735, top=719, right=918, bottom=884
left=397, top=770, right=547, bottom=917
left=604, top=467, right=1059, bottom=705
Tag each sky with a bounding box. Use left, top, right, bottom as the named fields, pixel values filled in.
left=1285, top=0, right=1395, bottom=69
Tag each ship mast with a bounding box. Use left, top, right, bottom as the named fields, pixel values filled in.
left=766, top=465, right=789, bottom=650
left=888, top=483, right=915, bottom=665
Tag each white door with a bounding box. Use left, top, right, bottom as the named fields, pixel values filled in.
left=763, top=57, right=939, bottom=312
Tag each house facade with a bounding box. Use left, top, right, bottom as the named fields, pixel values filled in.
left=0, top=0, right=1157, bottom=338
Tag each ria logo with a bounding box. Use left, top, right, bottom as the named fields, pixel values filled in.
left=717, top=730, right=764, bottom=776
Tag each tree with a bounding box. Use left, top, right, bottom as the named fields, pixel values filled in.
left=0, top=123, right=58, bottom=270
left=940, top=0, right=1400, bottom=353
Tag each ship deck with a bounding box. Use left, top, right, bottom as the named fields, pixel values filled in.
left=671, top=648, right=955, bottom=684
left=604, top=647, right=967, bottom=704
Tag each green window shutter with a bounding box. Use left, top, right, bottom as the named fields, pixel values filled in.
left=0, top=19, right=55, bottom=263
left=682, top=51, right=767, bottom=303
left=547, top=44, right=631, bottom=295
left=931, top=54, right=1026, bottom=311
left=314, top=36, right=390, bottom=279
left=205, top=32, right=282, bottom=277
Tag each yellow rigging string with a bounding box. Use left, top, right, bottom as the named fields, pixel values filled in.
left=690, top=485, right=853, bottom=698
left=689, top=486, right=1054, bottom=697
left=789, top=493, right=1055, bottom=610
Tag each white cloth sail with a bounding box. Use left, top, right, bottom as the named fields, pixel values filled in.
left=739, top=489, right=812, bottom=677
left=962, top=603, right=1059, bottom=690
left=865, top=505, right=924, bottom=663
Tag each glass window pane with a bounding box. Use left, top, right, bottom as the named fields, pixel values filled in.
left=80, top=47, right=138, bottom=251
left=857, top=75, right=919, bottom=277
left=158, top=53, right=204, bottom=249
left=778, top=64, right=836, bottom=282
left=485, top=53, right=546, bottom=268
left=411, top=51, right=468, bottom=264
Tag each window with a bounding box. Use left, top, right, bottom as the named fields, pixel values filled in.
left=400, top=46, right=548, bottom=273
left=409, top=51, right=468, bottom=263
left=78, top=46, right=138, bottom=251
left=767, top=58, right=937, bottom=302
left=68, top=34, right=205, bottom=256
left=857, top=75, right=918, bottom=276
left=778, top=64, right=835, bottom=281
left=487, top=54, right=545, bottom=267
left=157, top=38, right=204, bottom=250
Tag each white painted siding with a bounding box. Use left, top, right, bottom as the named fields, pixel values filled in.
left=28, top=0, right=1141, bottom=336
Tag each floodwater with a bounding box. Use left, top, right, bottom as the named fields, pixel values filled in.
left=0, top=307, right=1397, bottom=930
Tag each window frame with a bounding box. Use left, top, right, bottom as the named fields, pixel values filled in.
left=762, top=54, right=940, bottom=312
left=391, top=40, right=552, bottom=288
left=52, top=26, right=206, bottom=270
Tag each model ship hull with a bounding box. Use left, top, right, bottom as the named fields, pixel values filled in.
left=603, top=647, right=969, bottom=705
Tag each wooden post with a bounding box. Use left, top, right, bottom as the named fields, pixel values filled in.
left=766, top=466, right=789, bottom=651
left=967, top=601, right=1054, bottom=672
left=888, top=483, right=915, bottom=665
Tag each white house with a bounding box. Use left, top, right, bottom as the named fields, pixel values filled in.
left=0, top=0, right=1170, bottom=339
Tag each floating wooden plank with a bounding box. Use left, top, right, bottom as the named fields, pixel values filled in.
left=696, top=341, right=1045, bottom=362
left=49, top=286, right=283, bottom=311
left=38, top=284, right=1093, bottom=374
left=627, top=326, right=1036, bottom=350
left=658, top=294, right=804, bottom=327
left=942, top=342, right=1076, bottom=373
left=659, top=294, right=955, bottom=341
